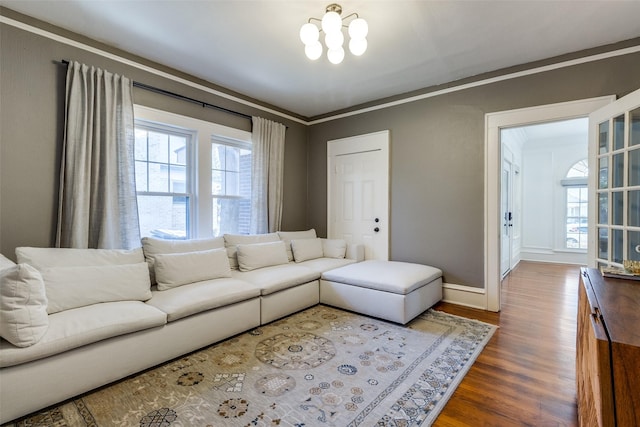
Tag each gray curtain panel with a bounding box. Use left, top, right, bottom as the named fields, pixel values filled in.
left=56, top=61, right=140, bottom=249
left=250, top=116, right=286, bottom=234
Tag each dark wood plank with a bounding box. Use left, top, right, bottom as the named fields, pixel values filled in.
left=433, top=261, right=580, bottom=426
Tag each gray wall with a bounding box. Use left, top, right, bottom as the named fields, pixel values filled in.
left=2, top=9, right=640, bottom=290
left=307, top=50, right=640, bottom=288
left=0, top=13, right=309, bottom=259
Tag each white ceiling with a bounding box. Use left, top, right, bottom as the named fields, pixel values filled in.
left=2, top=1, right=640, bottom=118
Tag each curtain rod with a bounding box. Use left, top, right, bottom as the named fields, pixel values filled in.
left=60, top=60, right=253, bottom=122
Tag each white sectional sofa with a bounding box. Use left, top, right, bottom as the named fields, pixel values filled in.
left=0, top=229, right=442, bottom=424
left=0, top=230, right=363, bottom=423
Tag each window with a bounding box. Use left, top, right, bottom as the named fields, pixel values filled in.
left=211, top=138, right=252, bottom=236
left=133, top=105, right=252, bottom=239
left=135, top=123, right=193, bottom=239
left=563, top=159, right=588, bottom=249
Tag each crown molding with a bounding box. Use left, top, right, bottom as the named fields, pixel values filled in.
left=3, top=14, right=639, bottom=127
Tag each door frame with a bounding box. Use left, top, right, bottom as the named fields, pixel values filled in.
left=500, top=153, right=513, bottom=277
left=327, top=130, right=390, bottom=260
left=485, top=96, right=615, bottom=311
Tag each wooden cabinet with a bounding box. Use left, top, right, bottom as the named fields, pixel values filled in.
left=577, top=268, right=640, bottom=426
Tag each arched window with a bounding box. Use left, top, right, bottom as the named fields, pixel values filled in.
left=566, top=159, right=588, bottom=178
left=563, top=159, right=588, bottom=250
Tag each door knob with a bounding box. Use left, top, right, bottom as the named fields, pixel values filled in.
left=375, top=218, right=380, bottom=223
left=374, top=227, right=380, bottom=232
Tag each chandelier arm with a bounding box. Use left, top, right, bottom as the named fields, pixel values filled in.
left=341, top=12, right=359, bottom=21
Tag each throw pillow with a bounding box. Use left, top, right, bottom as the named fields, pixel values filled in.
left=236, top=241, right=289, bottom=272
left=141, top=236, right=225, bottom=284
left=42, top=263, right=152, bottom=314
left=223, top=233, right=280, bottom=269
left=291, top=238, right=324, bottom=262
left=154, top=248, right=232, bottom=290
left=0, top=263, right=49, bottom=347
left=277, top=229, right=317, bottom=261
left=322, top=239, right=347, bottom=259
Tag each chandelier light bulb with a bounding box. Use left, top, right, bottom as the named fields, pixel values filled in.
left=325, top=30, right=344, bottom=50
left=349, top=37, right=367, bottom=56
left=348, top=18, right=368, bottom=40
left=321, top=11, right=342, bottom=34
left=302, top=4, right=367, bottom=63
left=305, top=40, right=323, bottom=60
left=299, top=23, right=319, bottom=45
left=327, top=47, right=345, bottom=64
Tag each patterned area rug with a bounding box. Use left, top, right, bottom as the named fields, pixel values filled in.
left=9, top=306, right=496, bottom=427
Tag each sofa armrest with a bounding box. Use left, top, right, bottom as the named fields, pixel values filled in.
left=345, top=244, right=365, bottom=262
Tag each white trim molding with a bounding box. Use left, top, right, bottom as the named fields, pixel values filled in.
left=0, top=15, right=307, bottom=126
left=2, top=14, right=639, bottom=126
left=442, top=283, right=486, bottom=310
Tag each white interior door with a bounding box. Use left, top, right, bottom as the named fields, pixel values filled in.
left=588, top=87, right=640, bottom=268
left=328, top=131, right=389, bottom=260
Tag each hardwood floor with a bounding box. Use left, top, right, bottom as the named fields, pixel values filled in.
left=433, top=261, right=581, bottom=427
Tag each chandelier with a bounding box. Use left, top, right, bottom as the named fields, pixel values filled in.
left=299, top=3, right=368, bottom=64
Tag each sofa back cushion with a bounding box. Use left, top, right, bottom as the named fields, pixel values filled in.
left=290, top=238, right=348, bottom=262
left=0, top=263, right=49, bottom=347
left=291, top=238, right=324, bottom=262
left=277, top=229, right=317, bottom=261
left=153, top=248, right=232, bottom=290
left=141, top=237, right=225, bottom=284
left=223, top=233, right=280, bottom=269
left=236, top=241, right=289, bottom=272
left=42, top=262, right=152, bottom=314
left=16, top=247, right=145, bottom=270
left=321, top=239, right=347, bottom=259
left=14, top=247, right=152, bottom=314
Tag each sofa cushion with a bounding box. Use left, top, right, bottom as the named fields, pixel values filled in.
left=232, top=264, right=320, bottom=296
left=141, top=236, right=225, bottom=284
left=0, top=264, right=49, bottom=348
left=321, top=260, right=443, bottom=295
left=237, top=241, right=289, bottom=272
left=0, top=301, right=167, bottom=368
left=321, top=239, right=347, bottom=259
left=154, top=248, right=231, bottom=290
left=42, top=263, right=152, bottom=314
left=291, top=238, right=324, bottom=262
left=223, top=233, right=280, bottom=269
left=15, top=247, right=145, bottom=270
left=146, top=278, right=260, bottom=322
left=296, top=257, right=356, bottom=274
left=277, top=229, right=317, bottom=261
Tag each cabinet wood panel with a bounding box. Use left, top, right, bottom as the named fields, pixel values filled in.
left=577, top=268, right=640, bottom=426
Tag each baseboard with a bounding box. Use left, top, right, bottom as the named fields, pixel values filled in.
left=441, top=283, right=486, bottom=310
left=520, top=249, right=587, bottom=265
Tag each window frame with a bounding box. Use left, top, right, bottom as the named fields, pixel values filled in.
left=211, top=135, right=252, bottom=236
left=134, top=121, right=196, bottom=239
left=134, top=105, right=252, bottom=239
left=562, top=159, right=589, bottom=251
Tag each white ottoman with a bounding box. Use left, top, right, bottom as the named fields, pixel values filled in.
left=320, top=260, right=443, bottom=324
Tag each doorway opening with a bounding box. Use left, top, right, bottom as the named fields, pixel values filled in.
left=500, top=118, right=589, bottom=278
left=484, top=96, right=615, bottom=311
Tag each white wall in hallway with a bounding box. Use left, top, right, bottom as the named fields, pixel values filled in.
left=519, top=121, right=588, bottom=265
